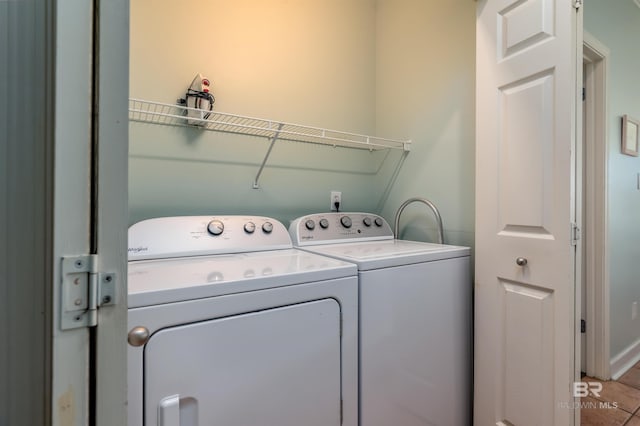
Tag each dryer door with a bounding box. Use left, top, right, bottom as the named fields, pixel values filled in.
left=144, top=298, right=342, bottom=426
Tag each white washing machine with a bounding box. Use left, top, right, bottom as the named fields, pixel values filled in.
left=127, top=215, right=358, bottom=426
left=289, top=212, right=472, bottom=426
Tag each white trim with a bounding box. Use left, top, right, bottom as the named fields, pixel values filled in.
left=582, top=31, right=611, bottom=380
left=94, top=0, right=130, bottom=424
left=52, top=0, right=94, bottom=422
left=611, top=338, right=640, bottom=379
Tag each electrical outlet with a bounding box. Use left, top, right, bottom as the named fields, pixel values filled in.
left=330, top=191, right=342, bottom=211
left=633, top=301, right=638, bottom=320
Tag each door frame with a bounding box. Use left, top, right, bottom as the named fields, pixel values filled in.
left=51, top=0, right=129, bottom=423
left=92, top=0, right=130, bottom=424
left=581, top=32, right=610, bottom=380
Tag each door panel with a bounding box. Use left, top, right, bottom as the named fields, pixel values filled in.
left=499, top=0, right=554, bottom=59
left=499, top=71, right=555, bottom=235
left=475, top=0, right=581, bottom=424
left=145, top=299, right=342, bottom=426
left=501, top=280, right=554, bottom=425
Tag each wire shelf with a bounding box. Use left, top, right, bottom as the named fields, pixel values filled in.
left=129, top=98, right=411, bottom=152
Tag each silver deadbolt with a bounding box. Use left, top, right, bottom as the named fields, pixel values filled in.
left=516, top=257, right=528, bottom=266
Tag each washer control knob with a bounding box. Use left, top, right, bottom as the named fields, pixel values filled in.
left=128, top=326, right=150, bottom=347
left=363, top=217, right=372, bottom=227
left=305, top=220, right=316, bottom=230
left=207, top=220, right=224, bottom=236
left=244, top=222, right=256, bottom=234
left=262, top=222, right=273, bottom=233
left=374, top=217, right=383, bottom=227
left=340, top=216, right=352, bottom=228
left=319, top=219, right=329, bottom=229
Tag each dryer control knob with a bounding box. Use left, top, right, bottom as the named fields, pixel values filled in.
left=244, top=222, right=256, bottom=234
left=374, top=217, right=383, bottom=227
left=128, top=326, right=150, bottom=347
left=319, top=219, right=329, bottom=229
left=340, top=216, right=352, bottom=228
left=305, top=220, right=316, bottom=230
left=262, top=222, right=273, bottom=233
left=207, top=220, right=224, bottom=236
left=363, top=217, right=372, bottom=227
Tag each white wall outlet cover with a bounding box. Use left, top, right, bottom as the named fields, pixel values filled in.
left=330, top=191, right=342, bottom=211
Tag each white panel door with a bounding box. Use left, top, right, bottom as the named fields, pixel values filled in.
left=475, top=0, right=581, bottom=425
left=145, top=299, right=342, bottom=426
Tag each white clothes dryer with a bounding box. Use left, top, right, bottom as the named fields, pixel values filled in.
left=289, top=212, right=472, bottom=426
left=127, top=215, right=358, bottom=426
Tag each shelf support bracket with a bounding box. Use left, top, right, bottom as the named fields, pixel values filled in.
left=252, top=123, right=284, bottom=189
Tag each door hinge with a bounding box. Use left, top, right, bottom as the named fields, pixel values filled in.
left=571, top=222, right=581, bottom=246
left=61, top=255, right=116, bottom=330
left=574, top=0, right=583, bottom=10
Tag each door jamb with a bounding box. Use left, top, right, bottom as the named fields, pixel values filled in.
left=582, top=31, right=610, bottom=380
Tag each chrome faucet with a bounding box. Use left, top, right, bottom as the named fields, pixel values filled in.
left=393, top=197, right=444, bottom=244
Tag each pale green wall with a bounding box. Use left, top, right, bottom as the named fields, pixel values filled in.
left=584, top=0, right=640, bottom=360
left=129, top=0, right=476, bottom=241
left=130, top=0, right=386, bottom=225
left=376, top=0, right=476, bottom=247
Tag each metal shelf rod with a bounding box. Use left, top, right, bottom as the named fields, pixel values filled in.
left=253, top=123, right=284, bottom=189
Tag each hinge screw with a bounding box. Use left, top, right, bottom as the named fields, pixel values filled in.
left=104, top=275, right=113, bottom=283
left=74, top=260, right=84, bottom=269
left=102, top=295, right=112, bottom=304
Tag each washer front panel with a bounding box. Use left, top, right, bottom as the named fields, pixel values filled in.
left=358, top=257, right=472, bottom=426
left=145, top=299, right=341, bottom=426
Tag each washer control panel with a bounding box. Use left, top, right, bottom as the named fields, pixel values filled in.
left=289, top=213, right=394, bottom=246
left=128, top=216, right=292, bottom=261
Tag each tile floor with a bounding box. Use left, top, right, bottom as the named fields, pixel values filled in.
left=582, top=362, right=640, bottom=425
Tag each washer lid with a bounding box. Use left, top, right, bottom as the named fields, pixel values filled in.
left=302, top=240, right=470, bottom=270
left=128, top=249, right=356, bottom=308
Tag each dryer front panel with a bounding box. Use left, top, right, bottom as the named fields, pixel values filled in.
left=144, top=299, right=342, bottom=426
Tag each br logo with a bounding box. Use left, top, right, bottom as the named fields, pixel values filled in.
left=573, top=382, right=603, bottom=398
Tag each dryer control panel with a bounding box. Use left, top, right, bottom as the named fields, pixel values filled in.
left=289, top=213, right=394, bottom=246
left=128, top=216, right=292, bottom=261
